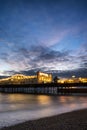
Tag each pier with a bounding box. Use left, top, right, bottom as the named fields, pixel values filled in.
left=0, top=83, right=87, bottom=95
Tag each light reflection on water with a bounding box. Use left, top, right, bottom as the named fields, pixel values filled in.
left=0, top=93, right=87, bottom=112
left=0, top=93, right=87, bottom=128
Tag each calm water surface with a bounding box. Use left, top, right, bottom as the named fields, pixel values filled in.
left=0, top=93, right=87, bottom=128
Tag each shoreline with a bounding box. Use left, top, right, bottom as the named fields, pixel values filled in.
left=1, top=108, right=87, bottom=130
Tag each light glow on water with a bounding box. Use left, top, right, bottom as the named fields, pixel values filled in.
left=0, top=93, right=87, bottom=128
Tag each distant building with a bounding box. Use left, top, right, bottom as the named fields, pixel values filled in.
left=0, top=71, right=52, bottom=85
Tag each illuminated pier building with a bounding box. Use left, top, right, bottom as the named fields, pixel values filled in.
left=57, top=77, right=87, bottom=83
left=0, top=71, right=52, bottom=85
left=37, top=71, right=52, bottom=83
left=0, top=71, right=87, bottom=85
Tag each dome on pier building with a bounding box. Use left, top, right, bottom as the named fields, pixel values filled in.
left=11, top=74, right=27, bottom=80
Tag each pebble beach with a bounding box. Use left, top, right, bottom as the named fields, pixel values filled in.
left=1, top=109, right=87, bottom=130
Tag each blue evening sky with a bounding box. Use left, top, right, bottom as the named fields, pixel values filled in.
left=0, top=0, right=87, bottom=77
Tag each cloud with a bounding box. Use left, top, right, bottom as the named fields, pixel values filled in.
left=0, top=43, right=86, bottom=77
left=0, top=39, right=86, bottom=78
left=75, top=43, right=87, bottom=69
left=51, top=68, right=87, bottom=78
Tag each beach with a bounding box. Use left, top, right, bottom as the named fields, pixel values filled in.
left=0, top=94, right=87, bottom=130
left=1, top=109, right=87, bottom=130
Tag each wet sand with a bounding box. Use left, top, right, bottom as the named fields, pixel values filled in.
left=1, top=109, right=87, bottom=130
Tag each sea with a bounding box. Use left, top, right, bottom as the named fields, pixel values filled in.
left=0, top=92, right=87, bottom=128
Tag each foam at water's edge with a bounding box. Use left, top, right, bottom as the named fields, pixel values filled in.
left=0, top=106, right=87, bottom=129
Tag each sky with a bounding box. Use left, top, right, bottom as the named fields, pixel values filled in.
left=0, top=0, right=87, bottom=78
